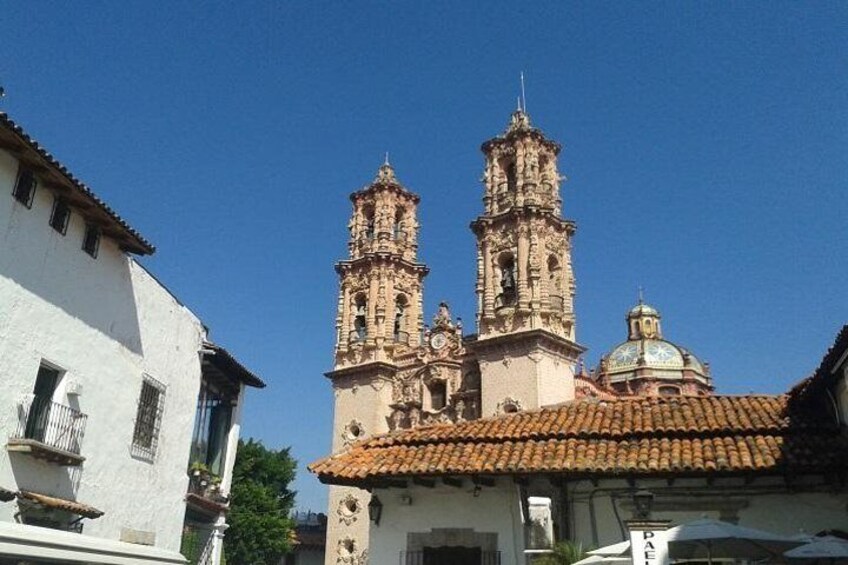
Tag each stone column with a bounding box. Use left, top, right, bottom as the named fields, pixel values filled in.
left=517, top=224, right=530, bottom=310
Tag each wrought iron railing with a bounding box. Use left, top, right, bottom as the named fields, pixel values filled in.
left=400, top=550, right=501, bottom=565
left=494, top=291, right=517, bottom=309
left=181, top=523, right=214, bottom=565
left=394, top=330, right=410, bottom=344
left=12, top=395, right=87, bottom=455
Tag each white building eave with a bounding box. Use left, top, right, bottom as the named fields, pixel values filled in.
left=0, top=521, right=187, bottom=564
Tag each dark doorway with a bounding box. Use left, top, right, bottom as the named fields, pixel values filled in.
left=423, top=546, right=482, bottom=565
left=24, top=365, right=60, bottom=442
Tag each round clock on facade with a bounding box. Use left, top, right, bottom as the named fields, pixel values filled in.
left=430, top=332, right=448, bottom=350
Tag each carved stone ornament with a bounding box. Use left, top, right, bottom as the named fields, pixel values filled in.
left=496, top=397, right=523, bottom=415
left=337, top=493, right=362, bottom=525
left=342, top=420, right=365, bottom=445
left=337, top=537, right=360, bottom=563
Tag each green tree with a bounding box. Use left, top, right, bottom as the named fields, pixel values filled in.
left=225, top=439, right=297, bottom=565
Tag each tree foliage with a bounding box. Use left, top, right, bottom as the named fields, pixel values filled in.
left=225, top=438, right=297, bottom=565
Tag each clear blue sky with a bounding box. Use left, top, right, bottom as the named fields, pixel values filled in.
left=2, top=2, right=846, bottom=513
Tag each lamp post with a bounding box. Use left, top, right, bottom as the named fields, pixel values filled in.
left=368, top=495, right=383, bottom=526
left=633, top=490, right=655, bottom=520
left=626, top=490, right=670, bottom=565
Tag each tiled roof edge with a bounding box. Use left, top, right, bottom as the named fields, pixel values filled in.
left=0, top=112, right=155, bottom=255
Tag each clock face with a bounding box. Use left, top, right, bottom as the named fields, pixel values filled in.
left=430, top=332, right=448, bottom=350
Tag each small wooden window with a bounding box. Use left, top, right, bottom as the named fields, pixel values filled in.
left=82, top=225, right=100, bottom=258
left=12, top=167, right=37, bottom=208
left=50, top=198, right=71, bottom=235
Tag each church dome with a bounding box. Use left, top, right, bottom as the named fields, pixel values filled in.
left=628, top=302, right=659, bottom=317
left=595, top=300, right=713, bottom=397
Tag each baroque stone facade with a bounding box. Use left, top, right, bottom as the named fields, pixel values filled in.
left=324, top=109, right=716, bottom=564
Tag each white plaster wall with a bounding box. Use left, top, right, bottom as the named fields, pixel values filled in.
left=568, top=477, right=848, bottom=548
left=369, top=482, right=526, bottom=565
left=478, top=346, right=575, bottom=417
left=325, top=376, right=395, bottom=565
left=0, top=148, right=205, bottom=553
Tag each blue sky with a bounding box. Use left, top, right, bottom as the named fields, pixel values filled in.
left=2, top=2, right=846, bottom=512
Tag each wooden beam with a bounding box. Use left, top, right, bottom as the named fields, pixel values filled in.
left=442, top=477, right=463, bottom=489
left=412, top=477, right=435, bottom=488
left=472, top=475, right=495, bottom=488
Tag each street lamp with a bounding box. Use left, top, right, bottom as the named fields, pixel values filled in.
left=633, top=490, right=654, bottom=519
left=368, top=495, right=383, bottom=526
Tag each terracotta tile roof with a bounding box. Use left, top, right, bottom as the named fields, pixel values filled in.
left=0, top=112, right=154, bottom=255
left=18, top=490, right=104, bottom=519
left=202, top=341, right=266, bottom=389
left=310, top=395, right=848, bottom=485
left=791, top=324, right=848, bottom=406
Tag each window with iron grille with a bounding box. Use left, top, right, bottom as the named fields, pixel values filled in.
left=131, top=375, right=165, bottom=460
left=50, top=198, right=71, bottom=235
left=82, top=224, right=100, bottom=258
left=12, top=166, right=37, bottom=208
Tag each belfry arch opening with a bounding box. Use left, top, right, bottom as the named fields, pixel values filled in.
left=353, top=294, right=367, bottom=341
left=363, top=204, right=375, bottom=240
left=394, top=206, right=405, bottom=241
left=497, top=253, right=517, bottom=307
left=394, top=294, right=408, bottom=343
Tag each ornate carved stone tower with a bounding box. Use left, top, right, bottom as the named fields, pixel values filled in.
left=471, top=108, right=585, bottom=416
left=325, top=161, right=428, bottom=565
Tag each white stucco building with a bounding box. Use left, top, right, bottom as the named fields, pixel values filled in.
left=0, top=112, right=264, bottom=564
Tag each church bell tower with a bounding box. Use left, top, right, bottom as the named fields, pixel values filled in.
left=471, top=108, right=585, bottom=416
left=325, top=160, right=428, bottom=564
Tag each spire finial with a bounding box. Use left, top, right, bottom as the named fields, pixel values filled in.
left=520, top=71, right=527, bottom=113
left=638, top=286, right=645, bottom=304
left=384, top=151, right=390, bottom=166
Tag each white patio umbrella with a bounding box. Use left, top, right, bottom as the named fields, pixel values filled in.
left=666, top=518, right=803, bottom=564
left=572, top=555, right=630, bottom=565
left=587, top=541, right=630, bottom=557
left=785, top=538, right=848, bottom=564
